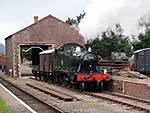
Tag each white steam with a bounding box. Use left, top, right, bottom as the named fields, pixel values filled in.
left=79, top=0, right=150, bottom=39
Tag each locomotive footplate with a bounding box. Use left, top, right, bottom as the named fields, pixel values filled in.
left=77, top=73, right=112, bottom=81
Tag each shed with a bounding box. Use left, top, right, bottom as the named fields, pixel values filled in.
left=5, top=14, right=84, bottom=77
left=134, top=48, right=150, bottom=74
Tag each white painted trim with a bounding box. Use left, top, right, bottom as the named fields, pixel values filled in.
left=0, top=84, right=37, bottom=113
left=39, top=49, right=54, bottom=54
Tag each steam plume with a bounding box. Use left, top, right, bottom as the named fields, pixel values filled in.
left=79, top=0, right=150, bottom=39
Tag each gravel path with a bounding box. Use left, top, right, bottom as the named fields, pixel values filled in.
left=0, top=72, right=146, bottom=113
left=0, top=83, right=32, bottom=113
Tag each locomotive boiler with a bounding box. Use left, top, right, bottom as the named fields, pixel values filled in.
left=32, top=43, right=112, bottom=90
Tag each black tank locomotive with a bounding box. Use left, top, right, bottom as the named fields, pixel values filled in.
left=32, top=43, right=112, bottom=90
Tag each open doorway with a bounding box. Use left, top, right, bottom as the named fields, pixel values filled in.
left=20, top=45, right=49, bottom=76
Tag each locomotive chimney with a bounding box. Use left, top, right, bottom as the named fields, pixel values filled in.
left=34, top=16, right=38, bottom=23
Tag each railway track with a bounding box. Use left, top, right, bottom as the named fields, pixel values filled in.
left=0, top=77, right=64, bottom=113
left=103, top=91, right=150, bottom=105
left=83, top=90, right=150, bottom=112
left=90, top=91, right=150, bottom=113
left=30, top=77, right=150, bottom=113
left=26, top=83, right=78, bottom=101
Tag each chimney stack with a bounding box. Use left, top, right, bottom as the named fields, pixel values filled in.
left=34, top=16, right=38, bottom=23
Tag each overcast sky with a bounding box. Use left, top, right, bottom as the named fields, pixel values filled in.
left=1, top=0, right=150, bottom=45
left=0, top=0, right=90, bottom=45
left=79, top=0, right=150, bottom=40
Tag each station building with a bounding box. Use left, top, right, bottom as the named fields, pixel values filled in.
left=5, top=14, right=84, bottom=77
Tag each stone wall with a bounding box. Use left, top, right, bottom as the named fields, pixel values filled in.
left=5, top=36, right=13, bottom=70
left=105, top=80, right=150, bottom=100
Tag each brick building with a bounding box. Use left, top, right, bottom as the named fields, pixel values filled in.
left=0, top=55, right=6, bottom=69
left=5, top=14, right=84, bottom=77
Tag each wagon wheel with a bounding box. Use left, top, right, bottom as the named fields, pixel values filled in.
left=52, top=74, right=58, bottom=83
left=48, top=74, right=52, bottom=82
left=59, top=75, right=64, bottom=85
left=43, top=74, right=47, bottom=81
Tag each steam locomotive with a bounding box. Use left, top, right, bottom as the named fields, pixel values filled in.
left=32, top=43, right=112, bottom=90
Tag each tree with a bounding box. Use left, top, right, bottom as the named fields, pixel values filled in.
left=65, top=18, right=78, bottom=25
left=91, top=24, right=132, bottom=59
left=20, top=47, right=32, bottom=63
left=65, top=11, right=85, bottom=25
left=132, top=15, right=150, bottom=51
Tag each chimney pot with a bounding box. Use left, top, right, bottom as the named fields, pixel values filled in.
left=34, top=16, right=38, bottom=23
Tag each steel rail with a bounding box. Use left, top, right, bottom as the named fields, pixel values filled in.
left=0, top=76, right=65, bottom=113
left=103, top=91, right=150, bottom=104
left=26, top=83, right=75, bottom=101
left=30, top=77, right=150, bottom=113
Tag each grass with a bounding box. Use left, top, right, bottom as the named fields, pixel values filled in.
left=0, top=98, right=13, bottom=113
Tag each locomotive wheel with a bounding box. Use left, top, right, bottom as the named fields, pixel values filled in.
left=93, top=81, right=104, bottom=91
left=69, top=81, right=74, bottom=88
left=99, top=81, right=104, bottom=91
left=70, top=82, right=77, bottom=89
left=79, top=82, right=86, bottom=91
left=52, top=72, right=59, bottom=83
left=62, top=76, right=69, bottom=86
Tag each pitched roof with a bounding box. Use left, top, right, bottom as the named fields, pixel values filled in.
left=5, top=14, right=71, bottom=40
left=134, top=48, right=150, bottom=53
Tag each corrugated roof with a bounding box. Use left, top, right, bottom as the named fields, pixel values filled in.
left=134, top=48, right=150, bottom=53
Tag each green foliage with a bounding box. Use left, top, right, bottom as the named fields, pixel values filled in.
left=65, top=11, right=85, bottom=25
left=20, top=47, right=32, bottom=61
left=132, top=33, right=150, bottom=51
left=0, top=98, right=13, bottom=113
left=91, top=24, right=133, bottom=59
left=65, top=18, right=78, bottom=25
left=132, top=15, right=150, bottom=51
left=119, top=38, right=133, bottom=56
